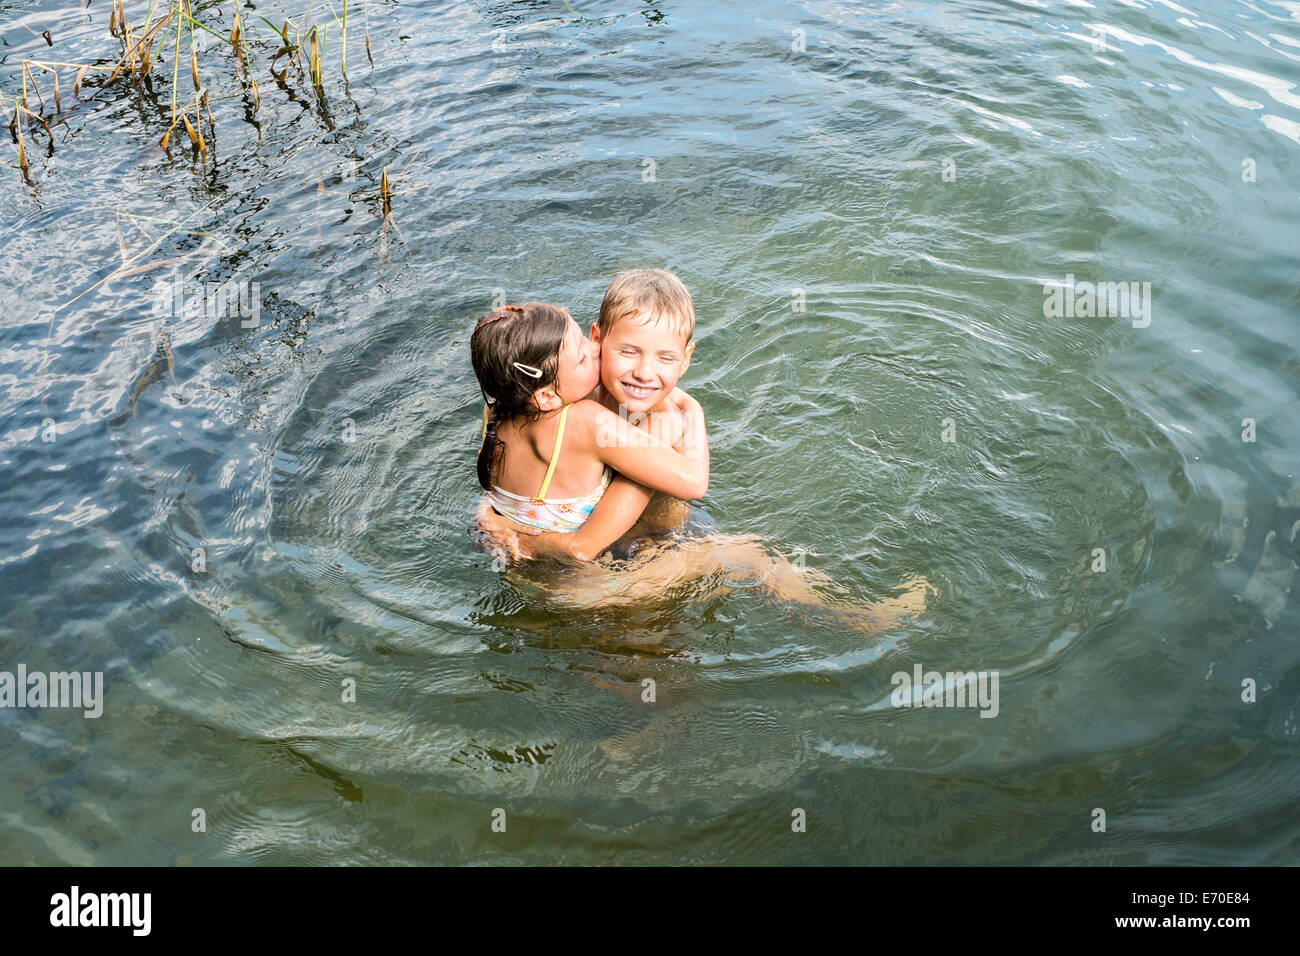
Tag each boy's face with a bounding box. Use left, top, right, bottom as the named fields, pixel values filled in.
left=591, top=311, right=694, bottom=414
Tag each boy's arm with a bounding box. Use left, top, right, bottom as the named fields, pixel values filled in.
left=476, top=476, right=654, bottom=563
left=475, top=388, right=706, bottom=561
left=539, top=475, right=654, bottom=562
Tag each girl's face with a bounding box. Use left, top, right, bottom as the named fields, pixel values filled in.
left=551, top=316, right=601, bottom=404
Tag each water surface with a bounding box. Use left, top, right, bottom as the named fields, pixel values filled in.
left=1, top=0, right=1297, bottom=864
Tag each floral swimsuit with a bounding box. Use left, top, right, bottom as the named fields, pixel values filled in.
left=486, top=403, right=612, bottom=532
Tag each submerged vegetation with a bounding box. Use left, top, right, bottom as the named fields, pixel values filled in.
left=9, top=0, right=400, bottom=339
left=5, top=1, right=377, bottom=176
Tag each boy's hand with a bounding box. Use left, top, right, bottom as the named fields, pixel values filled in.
left=474, top=496, right=540, bottom=561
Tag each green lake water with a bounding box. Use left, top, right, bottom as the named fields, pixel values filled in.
left=1, top=0, right=1297, bottom=864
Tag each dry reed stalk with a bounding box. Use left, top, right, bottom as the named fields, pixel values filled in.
left=138, top=40, right=154, bottom=78
left=170, top=5, right=183, bottom=114
left=26, top=62, right=62, bottom=114
left=308, top=27, right=321, bottom=87
left=13, top=106, right=27, bottom=172
left=17, top=104, right=53, bottom=139
left=363, top=0, right=373, bottom=65
left=11, top=0, right=374, bottom=177
left=24, top=63, right=46, bottom=113
left=120, top=4, right=134, bottom=73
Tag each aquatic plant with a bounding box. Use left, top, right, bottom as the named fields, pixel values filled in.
left=4, top=0, right=374, bottom=177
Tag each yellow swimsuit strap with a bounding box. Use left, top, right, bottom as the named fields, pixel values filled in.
left=535, top=404, right=570, bottom=500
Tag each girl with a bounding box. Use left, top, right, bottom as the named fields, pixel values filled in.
left=471, top=302, right=710, bottom=531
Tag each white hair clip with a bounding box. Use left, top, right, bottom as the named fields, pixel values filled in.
left=513, top=362, right=542, bottom=379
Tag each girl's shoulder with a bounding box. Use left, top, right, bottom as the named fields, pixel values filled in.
left=499, top=410, right=551, bottom=462
left=561, top=399, right=615, bottom=445
left=566, top=398, right=612, bottom=421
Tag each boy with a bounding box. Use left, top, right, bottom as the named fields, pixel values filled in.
left=590, top=268, right=700, bottom=535
left=592, top=268, right=697, bottom=453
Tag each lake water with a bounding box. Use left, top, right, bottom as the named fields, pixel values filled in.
left=1, top=0, right=1297, bottom=865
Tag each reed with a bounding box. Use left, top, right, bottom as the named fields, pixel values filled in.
left=308, top=25, right=322, bottom=88
left=4, top=0, right=374, bottom=175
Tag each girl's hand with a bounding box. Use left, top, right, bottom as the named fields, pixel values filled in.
left=666, top=388, right=706, bottom=458
left=664, top=386, right=700, bottom=416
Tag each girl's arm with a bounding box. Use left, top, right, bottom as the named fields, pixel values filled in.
left=569, top=398, right=709, bottom=501
left=478, top=474, right=654, bottom=563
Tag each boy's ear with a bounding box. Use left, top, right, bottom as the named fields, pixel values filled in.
left=679, top=341, right=695, bottom=377
left=590, top=323, right=603, bottom=346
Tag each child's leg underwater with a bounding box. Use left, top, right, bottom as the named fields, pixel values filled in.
left=669, top=533, right=931, bottom=635
left=533, top=532, right=931, bottom=635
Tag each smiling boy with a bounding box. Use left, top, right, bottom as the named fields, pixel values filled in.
left=591, top=268, right=697, bottom=455
left=589, top=269, right=703, bottom=539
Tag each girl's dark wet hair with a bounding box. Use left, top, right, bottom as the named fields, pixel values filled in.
left=470, top=301, right=571, bottom=490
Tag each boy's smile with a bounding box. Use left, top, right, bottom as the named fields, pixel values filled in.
left=591, top=311, right=694, bottom=413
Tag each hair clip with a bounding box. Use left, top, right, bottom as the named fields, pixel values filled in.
left=503, top=305, right=523, bottom=313
left=513, top=362, right=542, bottom=379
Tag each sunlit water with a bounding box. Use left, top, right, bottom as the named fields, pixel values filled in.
left=1, top=0, right=1297, bottom=864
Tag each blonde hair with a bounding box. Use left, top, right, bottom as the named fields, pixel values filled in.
left=596, top=268, right=695, bottom=342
